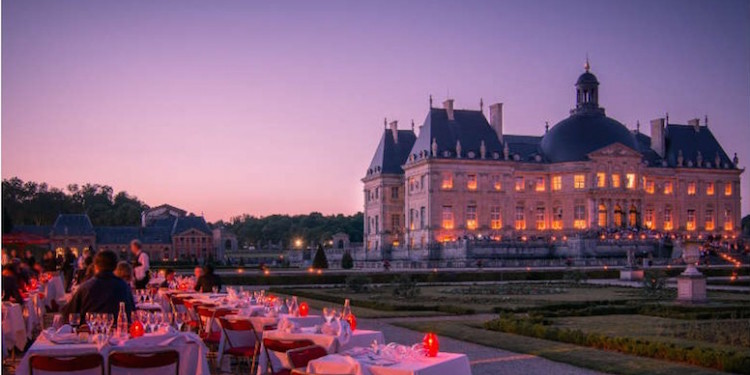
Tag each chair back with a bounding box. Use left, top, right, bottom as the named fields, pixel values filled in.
left=219, top=317, right=257, bottom=349
left=287, top=345, right=328, bottom=368
left=30, top=353, right=104, bottom=375
left=108, top=350, right=179, bottom=375
left=262, top=338, right=315, bottom=374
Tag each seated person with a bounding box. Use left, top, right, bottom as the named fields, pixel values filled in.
left=62, top=250, right=135, bottom=323
left=160, top=268, right=176, bottom=289
left=194, top=264, right=222, bottom=293
left=114, top=261, right=134, bottom=285
left=2, top=264, right=24, bottom=304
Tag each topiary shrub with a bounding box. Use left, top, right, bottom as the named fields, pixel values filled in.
left=341, top=251, right=354, bottom=269
left=312, top=244, right=329, bottom=269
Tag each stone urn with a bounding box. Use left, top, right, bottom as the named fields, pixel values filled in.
left=676, top=242, right=707, bottom=303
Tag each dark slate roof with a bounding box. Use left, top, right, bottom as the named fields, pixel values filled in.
left=576, top=71, right=599, bottom=85
left=141, top=226, right=172, bottom=244
left=172, top=215, right=212, bottom=236
left=51, top=214, right=95, bottom=236
left=505, top=135, right=544, bottom=162
left=96, top=227, right=140, bottom=244
left=409, top=108, right=504, bottom=161
left=150, top=217, right=177, bottom=228
left=664, top=124, right=734, bottom=169
left=540, top=112, right=638, bottom=163
left=12, top=225, right=51, bottom=237
left=365, top=128, right=416, bottom=176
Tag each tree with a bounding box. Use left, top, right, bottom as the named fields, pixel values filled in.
left=341, top=251, right=354, bottom=269
left=312, top=244, right=328, bottom=269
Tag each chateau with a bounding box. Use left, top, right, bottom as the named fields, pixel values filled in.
left=363, top=64, right=743, bottom=252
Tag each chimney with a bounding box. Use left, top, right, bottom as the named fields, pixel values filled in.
left=389, top=120, right=398, bottom=143
left=687, top=118, right=700, bottom=132
left=443, top=99, right=455, bottom=120
left=650, top=118, right=665, bottom=158
left=489, top=103, right=504, bottom=144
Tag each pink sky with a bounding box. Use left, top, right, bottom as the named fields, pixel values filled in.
left=3, top=0, right=749, bottom=221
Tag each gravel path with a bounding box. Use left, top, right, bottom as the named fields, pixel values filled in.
left=357, top=316, right=608, bottom=375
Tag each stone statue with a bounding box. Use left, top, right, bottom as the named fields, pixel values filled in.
left=677, top=150, right=683, bottom=167
left=455, top=140, right=462, bottom=158
left=715, top=152, right=721, bottom=168
left=480, top=140, right=486, bottom=159
left=503, top=142, right=510, bottom=160
left=696, top=151, right=703, bottom=166
left=733, top=153, right=739, bottom=166
left=431, top=138, right=438, bottom=157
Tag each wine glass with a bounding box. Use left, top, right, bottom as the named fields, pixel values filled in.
left=105, top=314, right=114, bottom=336
left=285, top=298, right=294, bottom=315
left=323, top=307, right=336, bottom=324
left=212, top=286, right=219, bottom=294
left=69, top=313, right=81, bottom=332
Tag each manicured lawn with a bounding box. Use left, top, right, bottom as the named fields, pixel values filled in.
left=396, top=320, right=731, bottom=375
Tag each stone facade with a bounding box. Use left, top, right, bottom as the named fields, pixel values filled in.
left=363, top=65, right=743, bottom=253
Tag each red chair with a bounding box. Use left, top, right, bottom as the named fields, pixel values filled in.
left=218, top=318, right=262, bottom=374
left=29, top=353, right=104, bottom=375
left=197, top=307, right=234, bottom=345
left=262, top=338, right=315, bottom=375
left=287, top=345, right=328, bottom=369
left=108, top=350, right=179, bottom=375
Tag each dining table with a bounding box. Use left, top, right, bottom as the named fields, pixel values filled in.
left=256, top=327, right=386, bottom=375
left=2, top=302, right=27, bottom=356
left=15, top=329, right=211, bottom=375
left=306, top=351, right=472, bottom=375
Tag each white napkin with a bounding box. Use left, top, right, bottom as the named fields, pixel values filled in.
left=56, top=324, right=73, bottom=334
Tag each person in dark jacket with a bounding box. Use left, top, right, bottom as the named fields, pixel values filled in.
left=23, top=250, right=36, bottom=270
left=194, top=264, right=222, bottom=293
left=160, top=268, right=176, bottom=289
left=2, top=264, right=24, bottom=303
left=62, top=250, right=135, bottom=324
left=62, top=248, right=76, bottom=292
left=42, top=251, right=57, bottom=272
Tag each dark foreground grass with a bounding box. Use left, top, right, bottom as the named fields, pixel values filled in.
left=395, top=320, right=730, bottom=375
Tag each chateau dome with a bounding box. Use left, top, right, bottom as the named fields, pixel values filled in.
left=541, top=112, right=638, bottom=163
left=541, top=64, right=637, bottom=163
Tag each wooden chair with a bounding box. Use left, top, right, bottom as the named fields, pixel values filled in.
left=29, top=353, right=104, bottom=375
left=262, top=338, right=314, bottom=375
left=108, top=350, right=179, bottom=375
left=218, top=317, right=261, bottom=374
left=287, top=345, right=328, bottom=369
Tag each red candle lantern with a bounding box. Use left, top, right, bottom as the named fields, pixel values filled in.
left=130, top=320, right=145, bottom=338
left=298, top=302, right=309, bottom=317
left=423, top=333, right=439, bottom=357
left=345, top=313, right=357, bottom=331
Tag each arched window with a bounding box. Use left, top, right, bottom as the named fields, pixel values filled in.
left=598, top=204, right=607, bottom=228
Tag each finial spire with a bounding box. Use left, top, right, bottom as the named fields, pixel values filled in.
left=545, top=121, right=549, bottom=133
left=411, top=119, right=415, bottom=131
left=479, top=98, right=484, bottom=112
left=429, top=94, right=433, bottom=108
left=636, top=120, right=640, bottom=133
left=584, top=54, right=590, bottom=72
left=384, top=117, right=387, bottom=129
left=704, top=114, right=708, bottom=127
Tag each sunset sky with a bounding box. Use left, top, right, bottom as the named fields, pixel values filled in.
left=3, top=0, right=749, bottom=222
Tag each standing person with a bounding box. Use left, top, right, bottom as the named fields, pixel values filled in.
left=42, top=251, right=57, bottom=272
left=62, top=248, right=76, bottom=292
left=130, top=240, right=150, bottom=289
left=23, top=250, right=37, bottom=271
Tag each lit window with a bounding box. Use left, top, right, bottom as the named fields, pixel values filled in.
left=574, top=175, right=585, bottom=189
left=686, top=209, right=696, bottom=231
left=493, top=175, right=502, bottom=191
left=466, top=206, right=477, bottom=230
left=596, top=172, right=606, bottom=188
left=611, top=174, right=621, bottom=188
left=664, top=207, right=673, bottom=231
left=706, top=182, right=714, bottom=196
left=687, top=182, right=696, bottom=196
left=442, top=206, right=454, bottom=229
left=724, top=209, right=733, bottom=231
left=490, top=206, right=502, bottom=229
left=515, top=177, right=525, bottom=191
left=598, top=204, right=607, bottom=227
left=442, top=173, right=453, bottom=190
left=535, top=177, right=545, bottom=192
left=551, top=207, right=562, bottom=230
left=552, top=176, right=562, bottom=191
left=664, top=181, right=673, bottom=195
left=535, top=207, right=546, bottom=230
left=645, top=179, right=654, bottom=194
left=705, top=210, right=714, bottom=231
left=514, top=206, right=526, bottom=230
left=644, top=209, right=654, bottom=229
left=724, top=182, right=732, bottom=196
left=409, top=210, right=415, bottom=231
left=625, top=173, right=636, bottom=189
left=574, top=205, right=586, bottom=229
left=467, top=174, right=478, bottom=191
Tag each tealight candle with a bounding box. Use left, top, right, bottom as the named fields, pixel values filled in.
left=298, top=302, right=309, bottom=317
left=423, top=333, right=439, bottom=357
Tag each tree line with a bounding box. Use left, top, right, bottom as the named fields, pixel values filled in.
left=2, top=178, right=364, bottom=249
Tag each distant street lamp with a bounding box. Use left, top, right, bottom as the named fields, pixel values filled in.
left=294, top=238, right=303, bottom=249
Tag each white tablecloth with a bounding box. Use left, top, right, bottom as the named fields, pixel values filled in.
left=16, top=331, right=211, bottom=375
left=307, top=352, right=471, bottom=375
left=43, top=274, right=66, bottom=309
left=2, top=303, right=27, bottom=353
left=257, top=329, right=385, bottom=375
